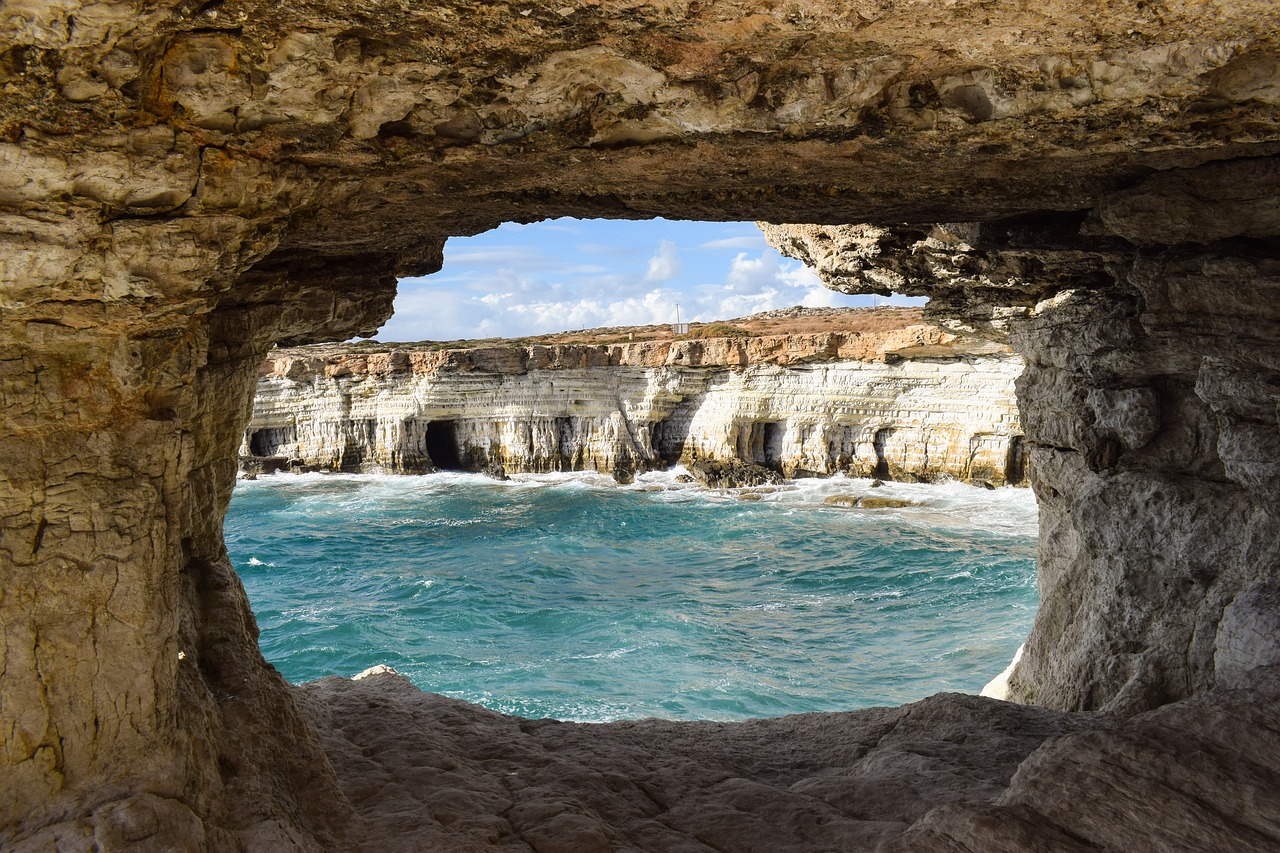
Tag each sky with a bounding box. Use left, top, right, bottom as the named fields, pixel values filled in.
left=373, top=218, right=925, bottom=342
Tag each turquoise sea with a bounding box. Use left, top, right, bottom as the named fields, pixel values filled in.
left=226, top=470, right=1038, bottom=722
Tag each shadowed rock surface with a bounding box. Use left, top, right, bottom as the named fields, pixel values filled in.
left=3, top=0, right=1280, bottom=848
left=300, top=667, right=1280, bottom=852
left=301, top=669, right=1089, bottom=852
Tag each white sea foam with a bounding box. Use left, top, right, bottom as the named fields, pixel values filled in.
left=980, top=643, right=1025, bottom=701
left=233, top=466, right=1038, bottom=537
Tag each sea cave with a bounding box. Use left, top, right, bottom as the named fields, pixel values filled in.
left=2, top=1, right=1280, bottom=850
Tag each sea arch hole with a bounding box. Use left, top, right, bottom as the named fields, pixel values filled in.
left=1005, top=435, right=1028, bottom=486
left=231, top=217, right=1036, bottom=723
left=872, top=427, right=894, bottom=480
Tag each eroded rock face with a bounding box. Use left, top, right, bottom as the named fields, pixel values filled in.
left=243, top=319, right=1025, bottom=485
left=3, top=0, right=1280, bottom=847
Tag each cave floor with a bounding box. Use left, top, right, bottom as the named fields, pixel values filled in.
left=300, top=667, right=1280, bottom=851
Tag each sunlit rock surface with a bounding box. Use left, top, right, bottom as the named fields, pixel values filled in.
left=3, top=0, right=1280, bottom=848
left=242, top=312, right=1025, bottom=486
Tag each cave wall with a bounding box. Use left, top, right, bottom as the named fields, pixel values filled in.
left=1011, top=249, right=1280, bottom=712
left=2, top=0, right=1279, bottom=846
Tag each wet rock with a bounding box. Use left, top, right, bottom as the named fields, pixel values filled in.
left=856, top=497, right=915, bottom=509
left=482, top=463, right=510, bottom=481
left=687, top=459, right=784, bottom=489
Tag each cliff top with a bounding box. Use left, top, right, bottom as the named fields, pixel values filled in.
left=262, top=306, right=1011, bottom=379
left=299, top=305, right=930, bottom=353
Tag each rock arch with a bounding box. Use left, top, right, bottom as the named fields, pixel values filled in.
left=3, top=1, right=1280, bottom=848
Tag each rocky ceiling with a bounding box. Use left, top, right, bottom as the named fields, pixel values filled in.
left=2, top=0, right=1279, bottom=849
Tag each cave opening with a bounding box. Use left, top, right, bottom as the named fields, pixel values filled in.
left=873, top=427, right=894, bottom=480
left=1005, top=435, right=1027, bottom=486
left=739, top=419, right=788, bottom=469
left=248, top=425, right=295, bottom=457
left=651, top=417, right=688, bottom=465
left=11, top=7, right=1280, bottom=845
left=762, top=420, right=787, bottom=468
left=228, top=217, right=1033, bottom=725
left=424, top=420, right=463, bottom=470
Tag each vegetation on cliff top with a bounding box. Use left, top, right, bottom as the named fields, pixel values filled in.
left=332, top=306, right=928, bottom=354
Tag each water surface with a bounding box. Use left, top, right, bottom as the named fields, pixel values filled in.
left=226, top=470, right=1037, bottom=721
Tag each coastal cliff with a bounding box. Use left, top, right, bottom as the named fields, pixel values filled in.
left=242, top=310, right=1026, bottom=486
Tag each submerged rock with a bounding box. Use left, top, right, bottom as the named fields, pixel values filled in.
left=824, top=494, right=915, bottom=509
left=857, top=497, right=915, bottom=509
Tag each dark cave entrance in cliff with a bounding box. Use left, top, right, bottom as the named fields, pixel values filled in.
left=1005, top=436, right=1028, bottom=486
left=741, top=420, right=788, bottom=470
left=872, top=427, right=894, bottom=480
left=248, top=425, right=295, bottom=458
left=424, top=420, right=464, bottom=470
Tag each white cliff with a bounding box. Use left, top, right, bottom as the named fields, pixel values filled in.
left=241, top=311, right=1026, bottom=486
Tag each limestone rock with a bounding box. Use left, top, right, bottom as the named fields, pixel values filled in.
left=888, top=664, right=1280, bottom=852
left=242, top=319, right=1027, bottom=486
left=300, top=668, right=1090, bottom=852
left=1214, top=584, right=1280, bottom=690
left=687, top=458, right=785, bottom=489
left=856, top=497, right=914, bottom=510
left=4, top=0, right=1280, bottom=846
left=296, top=666, right=1280, bottom=852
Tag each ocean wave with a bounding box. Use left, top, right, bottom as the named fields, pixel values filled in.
left=234, top=466, right=1036, bottom=536
left=228, top=466, right=1038, bottom=722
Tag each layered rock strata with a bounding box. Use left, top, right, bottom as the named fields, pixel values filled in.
left=3, top=0, right=1280, bottom=848
left=242, top=318, right=1026, bottom=486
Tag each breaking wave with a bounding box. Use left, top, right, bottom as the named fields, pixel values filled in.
left=227, top=469, right=1037, bottom=721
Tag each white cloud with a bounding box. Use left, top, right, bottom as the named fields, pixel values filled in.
left=444, top=246, right=547, bottom=266
left=643, top=240, right=682, bottom=283
left=696, top=235, right=767, bottom=251
left=374, top=222, right=926, bottom=343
